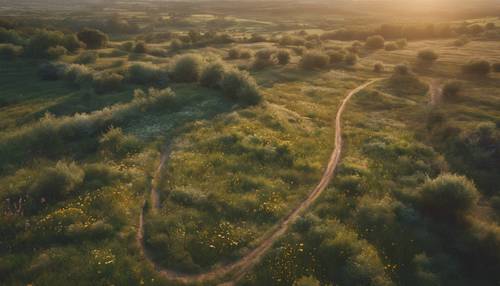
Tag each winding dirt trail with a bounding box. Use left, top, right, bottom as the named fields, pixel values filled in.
left=137, top=79, right=380, bottom=285
left=427, top=79, right=443, bottom=105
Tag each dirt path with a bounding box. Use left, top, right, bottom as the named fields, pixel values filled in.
left=428, top=79, right=443, bottom=105
left=137, top=79, right=380, bottom=285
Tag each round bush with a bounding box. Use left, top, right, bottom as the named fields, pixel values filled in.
left=77, top=28, right=108, bottom=49
left=0, top=44, right=23, bottom=59
left=396, top=38, right=407, bottom=49
left=275, top=49, right=291, bottom=65
left=47, top=45, right=67, bottom=59
left=62, top=34, right=85, bottom=53
left=393, top=63, right=411, bottom=76
left=92, top=72, right=124, bottom=93
left=200, top=61, right=226, bottom=88
left=227, top=47, right=241, bottom=59
left=417, top=49, right=439, bottom=63
left=255, top=48, right=275, bottom=60
left=128, top=62, right=167, bottom=85
left=38, top=62, right=66, bottom=80
left=170, top=39, right=184, bottom=51
left=384, top=42, right=398, bottom=51
left=373, top=62, right=384, bottom=73
left=442, top=81, right=462, bottom=100
left=170, top=53, right=204, bottom=82
left=419, top=173, right=479, bottom=218
left=133, top=41, right=148, bottom=53
left=239, top=49, right=253, bottom=59
left=221, top=69, right=261, bottom=105
left=365, top=35, right=385, bottom=49
left=300, top=50, right=329, bottom=70
left=462, top=60, right=491, bottom=76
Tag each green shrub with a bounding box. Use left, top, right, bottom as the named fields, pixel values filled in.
left=38, top=62, right=66, bottom=80
left=373, top=62, right=384, bottom=72
left=221, top=69, right=261, bottom=105
left=279, top=34, right=306, bottom=46
left=47, top=45, right=67, bottom=59
left=120, top=41, right=134, bottom=52
left=294, top=276, right=320, bottom=286
left=239, top=49, right=253, bottom=59
left=92, top=72, right=124, bottom=93
left=62, top=34, right=85, bottom=53
left=252, top=49, right=276, bottom=69
left=63, top=64, right=94, bottom=87
left=462, top=60, right=491, bottom=76
left=128, top=62, right=168, bottom=85
left=75, top=51, right=98, bottom=64
left=384, top=42, right=398, bottom=51
left=170, top=39, right=186, bottom=51
left=442, top=81, right=462, bottom=100
left=275, top=49, right=291, bottom=65
left=200, top=61, right=227, bottom=88
left=170, top=53, right=204, bottom=82
left=419, top=173, right=479, bottom=218
left=99, top=127, right=141, bottom=158
left=300, top=50, right=329, bottom=69
left=417, top=49, right=439, bottom=63
left=255, top=48, right=275, bottom=60
left=0, top=44, right=23, bottom=58
left=365, top=35, right=385, bottom=49
left=0, top=27, right=25, bottom=45
left=393, top=63, right=411, bottom=76
left=29, top=161, right=85, bottom=201
left=453, top=36, right=469, bottom=47
left=26, top=29, right=64, bottom=58
left=77, top=28, right=108, bottom=49
left=133, top=41, right=147, bottom=53
left=227, top=47, right=241, bottom=59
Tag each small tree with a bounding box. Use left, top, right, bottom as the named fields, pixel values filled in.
left=77, top=28, right=108, bottom=49
left=365, top=35, right=385, bottom=49
left=221, top=69, right=261, bottom=105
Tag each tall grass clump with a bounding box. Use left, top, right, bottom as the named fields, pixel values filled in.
left=92, top=72, right=124, bottom=93
left=170, top=53, right=204, bottom=82
left=275, top=49, right=291, bottom=65
left=252, top=48, right=276, bottom=70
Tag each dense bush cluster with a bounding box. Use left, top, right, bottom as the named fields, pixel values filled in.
left=462, top=59, right=491, bottom=76
left=76, top=28, right=108, bottom=49
left=365, top=35, right=385, bottom=49
left=170, top=53, right=204, bottom=82
left=300, top=50, right=329, bottom=69
left=417, top=49, right=439, bottom=63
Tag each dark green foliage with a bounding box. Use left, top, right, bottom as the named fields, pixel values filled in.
left=462, top=60, right=491, bottom=75
left=62, top=34, right=85, bottom=53
left=227, top=47, right=241, bottom=59
left=29, top=161, right=85, bottom=202
left=77, top=28, right=108, bottom=49
left=300, top=50, right=329, bottom=69
left=253, top=48, right=276, bottom=69
left=25, top=29, right=64, bottom=58
left=0, top=27, right=25, bottom=45
left=344, top=52, right=358, bottom=66
left=365, top=35, right=385, bottom=49
left=393, top=63, right=411, bottom=76
left=170, top=53, right=204, bottom=82
left=221, top=69, right=262, bottom=105
left=419, top=174, right=479, bottom=218
left=328, top=50, right=345, bottom=64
